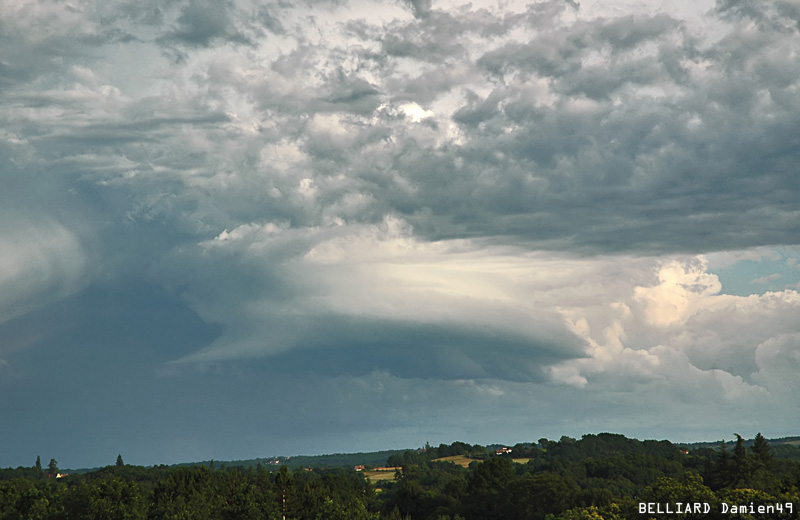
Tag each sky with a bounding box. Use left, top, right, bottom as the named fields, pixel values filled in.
left=1, top=0, right=800, bottom=469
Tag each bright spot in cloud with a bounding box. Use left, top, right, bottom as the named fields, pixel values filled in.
left=399, top=102, right=434, bottom=122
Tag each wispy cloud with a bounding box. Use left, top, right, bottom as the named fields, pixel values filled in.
left=751, top=273, right=781, bottom=284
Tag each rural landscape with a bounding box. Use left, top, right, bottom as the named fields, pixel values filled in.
left=3, top=1, right=800, bottom=520
left=2, top=433, right=799, bottom=519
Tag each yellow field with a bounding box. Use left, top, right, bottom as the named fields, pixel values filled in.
left=432, top=455, right=531, bottom=466
left=365, top=455, right=532, bottom=480
left=362, top=468, right=399, bottom=482
left=432, top=455, right=476, bottom=467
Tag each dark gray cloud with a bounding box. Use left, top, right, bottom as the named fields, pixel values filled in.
left=318, top=69, right=383, bottom=113
left=404, top=0, right=433, bottom=19
left=382, top=9, right=800, bottom=253
left=2, top=0, right=800, bottom=468
left=180, top=314, right=587, bottom=381
left=165, top=0, right=249, bottom=47
left=255, top=4, right=286, bottom=34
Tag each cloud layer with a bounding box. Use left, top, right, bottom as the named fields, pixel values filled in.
left=1, top=0, right=799, bottom=467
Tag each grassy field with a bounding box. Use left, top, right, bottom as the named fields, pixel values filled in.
left=362, top=468, right=399, bottom=482
left=363, top=455, right=533, bottom=484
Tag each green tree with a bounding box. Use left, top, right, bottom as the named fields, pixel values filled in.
left=717, top=488, right=786, bottom=520
left=384, top=506, right=412, bottom=520
left=751, top=433, right=772, bottom=469
left=749, top=433, right=778, bottom=492
left=11, top=482, right=57, bottom=520
left=217, top=471, right=260, bottom=520
left=315, top=496, right=379, bottom=520
left=513, top=472, right=579, bottom=520
left=640, top=473, right=718, bottom=519
left=147, top=467, right=215, bottom=520
left=733, top=434, right=751, bottom=487
left=464, top=457, right=517, bottom=519
left=48, top=459, right=59, bottom=477
left=712, top=440, right=734, bottom=489
left=35, top=456, right=42, bottom=473
left=387, top=454, right=404, bottom=468
left=0, top=480, right=23, bottom=518
left=63, top=477, right=146, bottom=520
left=117, top=454, right=125, bottom=467
left=275, top=466, right=297, bottom=520
left=546, top=503, right=624, bottom=520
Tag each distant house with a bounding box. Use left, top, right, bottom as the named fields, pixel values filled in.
left=354, top=465, right=365, bottom=471
left=495, top=447, right=513, bottom=455
left=680, top=449, right=690, bottom=455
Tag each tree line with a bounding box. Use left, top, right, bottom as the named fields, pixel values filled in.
left=1, top=433, right=799, bottom=519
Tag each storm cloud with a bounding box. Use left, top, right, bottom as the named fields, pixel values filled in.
left=1, top=0, right=799, bottom=467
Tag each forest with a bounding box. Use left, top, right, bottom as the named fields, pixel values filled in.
left=1, top=433, right=799, bottom=519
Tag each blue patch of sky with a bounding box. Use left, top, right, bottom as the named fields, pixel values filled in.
left=706, top=247, right=800, bottom=297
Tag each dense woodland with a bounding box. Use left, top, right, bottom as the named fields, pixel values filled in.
left=2, top=433, right=799, bottom=519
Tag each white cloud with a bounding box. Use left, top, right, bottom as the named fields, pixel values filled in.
left=173, top=214, right=800, bottom=432
left=752, top=333, right=800, bottom=396
left=632, top=258, right=722, bottom=328
left=0, top=217, right=88, bottom=324
left=548, top=256, right=800, bottom=417
left=399, top=102, right=434, bottom=122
